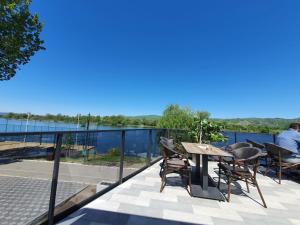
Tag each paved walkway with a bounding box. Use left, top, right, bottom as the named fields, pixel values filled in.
left=58, top=161, right=300, bottom=225
left=0, top=176, right=86, bottom=225
left=0, top=160, right=139, bottom=184
left=0, top=159, right=140, bottom=225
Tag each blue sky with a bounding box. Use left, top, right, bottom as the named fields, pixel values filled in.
left=1, top=0, right=300, bottom=118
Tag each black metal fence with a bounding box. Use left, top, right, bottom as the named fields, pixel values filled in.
left=0, top=128, right=277, bottom=225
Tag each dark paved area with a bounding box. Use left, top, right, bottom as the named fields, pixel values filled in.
left=0, top=176, right=86, bottom=225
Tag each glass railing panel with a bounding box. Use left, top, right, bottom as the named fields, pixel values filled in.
left=123, top=130, right=148, bottom=175
left=54, top=131, right=121, bottom=218
left=151, top=129, right=166, bottom=162
left=236, top=132, right=274, bottom=144
left=0, top=133, right=56, bottom=225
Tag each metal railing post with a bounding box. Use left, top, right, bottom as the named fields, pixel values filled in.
left=273, top=134, right=276, bottom=144
left=39, top=133, right=42, bottom=145
left=119, top=130, right=125, bottom=184
left=48, top=133, right=63, bottom=225
left=5, top=119, right=8, bottom=132
left=234, top=132, right=237, bottom=143
left=147, top=129, right=153, bottom=166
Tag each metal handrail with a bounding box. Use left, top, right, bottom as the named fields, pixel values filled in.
left=0, top=128, right=168, bottom=136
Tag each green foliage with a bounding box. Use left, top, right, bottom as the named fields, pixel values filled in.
left=59, top=154, right=146, bottom=166
left=213, top=118, right=300, bottom=134
left=189, top=119, right=226, bottom=143
left=62, top=133, right=74, bottom=150
left=0, top=0, right=45, bottom=81
left=1, top=112, right=159, bottom=127
left=158, top=104, right=225, bottom=144
left=157, top=104, right=194, bottom=129
left=107, top=148, right=121, bottom=157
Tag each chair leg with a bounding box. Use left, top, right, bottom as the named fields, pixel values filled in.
left=245, top=178, right=250, bottom=193
left=184, top=170, right=192, bottom=195
left=160, top=171, right=167, bottom=193
left=278, top=165, right=282, bottom=184
left=227, top=176, right=232, bottom=202
left=265, top=157, right=268, bottom=169
left=253, top=178, right=267, bottom=208
left=159, top=167, right=164, bottom=180
left=264, top=159, right=271, bottom=176
left=188, top=170, right=192, bottom=195
left=218, top=167, right=221, bottom=189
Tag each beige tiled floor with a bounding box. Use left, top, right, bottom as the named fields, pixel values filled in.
left=58, top=161, right=300, bottom=225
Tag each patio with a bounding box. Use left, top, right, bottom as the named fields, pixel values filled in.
left=57, top=160, right=300, bottom=225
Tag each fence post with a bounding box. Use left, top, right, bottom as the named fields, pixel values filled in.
left=39, top=133, right=42, bottom=145
left=147, top=129, right=153, bottom=166
left=5, top=119, right=8, bottom=132
left=234, top=132, right=237, bottom=143
left=119, top=130, right=125, bottom=184
left=48, top=133, right=63, bottom=225
left=273, top=134, right=276, bottom=144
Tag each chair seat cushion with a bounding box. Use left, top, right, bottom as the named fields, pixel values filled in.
left=166, top=158, right=186, bottom=167
left=218, top=163, right=250, bottom=176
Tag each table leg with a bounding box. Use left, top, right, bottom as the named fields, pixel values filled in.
left=190, top=153, right=225, bottom=201
left=195, top=154, right=200, bottom=176
left=201, top=155, right=208, bottom=191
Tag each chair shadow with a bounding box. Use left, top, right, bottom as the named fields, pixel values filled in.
left=257, top=166, right=300, bottom=184
left=162, top=175, right=190, bottom=194
left=212, top=168, right=266, bottom=207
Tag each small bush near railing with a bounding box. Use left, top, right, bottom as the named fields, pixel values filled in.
left=107, top=148, right=121, bottom=157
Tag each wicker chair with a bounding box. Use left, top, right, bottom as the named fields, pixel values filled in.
left=223, top=142, right=252, bottom=152
left=220, top=142, right=252, bottom=164
left=264, top=143, right=300, bottom=184
left=159, top=137, right=183, bottom=178
left=246, top=139, right=268, bottom=167
left=160, top=140, right=191, bottom=193
left=246, top=139, right=265, bottom=150
left=218, top=147, right=267, bottom=208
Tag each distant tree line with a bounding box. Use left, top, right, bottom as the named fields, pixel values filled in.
left=213, top=118, right=300, bottom=134
left=1, top=112, right=158, bottom=127
left=215, top=121, right=280, bottom=134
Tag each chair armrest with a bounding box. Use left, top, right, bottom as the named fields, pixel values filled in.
left=260, top=152, right=268, bottom=157
left=287, top=163, right=300, bottom=169
left=235, top=153, right=261, bottom=163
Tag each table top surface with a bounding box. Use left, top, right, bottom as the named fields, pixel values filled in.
left=181, top=142, right=233, bottom=157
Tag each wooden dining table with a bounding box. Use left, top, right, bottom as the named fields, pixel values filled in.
left=181, top=142, right=232, bottom=201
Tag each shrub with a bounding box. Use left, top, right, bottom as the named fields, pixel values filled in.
left=107, top=148, right=121, bottom=157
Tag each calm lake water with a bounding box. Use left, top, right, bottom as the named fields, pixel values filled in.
left=0, top=118, right=115, bottom=132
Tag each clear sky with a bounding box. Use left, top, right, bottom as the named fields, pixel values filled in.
left=1, top=0, right=300, bottom=118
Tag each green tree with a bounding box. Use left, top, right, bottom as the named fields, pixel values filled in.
left=0, top=0, right=45, bottom=81
left=158, top=105, right=226, bottom=144
left=157, top=104, right=193, bottom=129
left=189, top=118, right=226, bottom=143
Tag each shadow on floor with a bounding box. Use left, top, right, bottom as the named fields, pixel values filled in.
left=211, top=169, right=266, bottom=207
left=57, top=208, right=206, bottom=225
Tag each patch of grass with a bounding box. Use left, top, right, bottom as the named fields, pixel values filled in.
left=60, top=154, right=147, bottom=167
